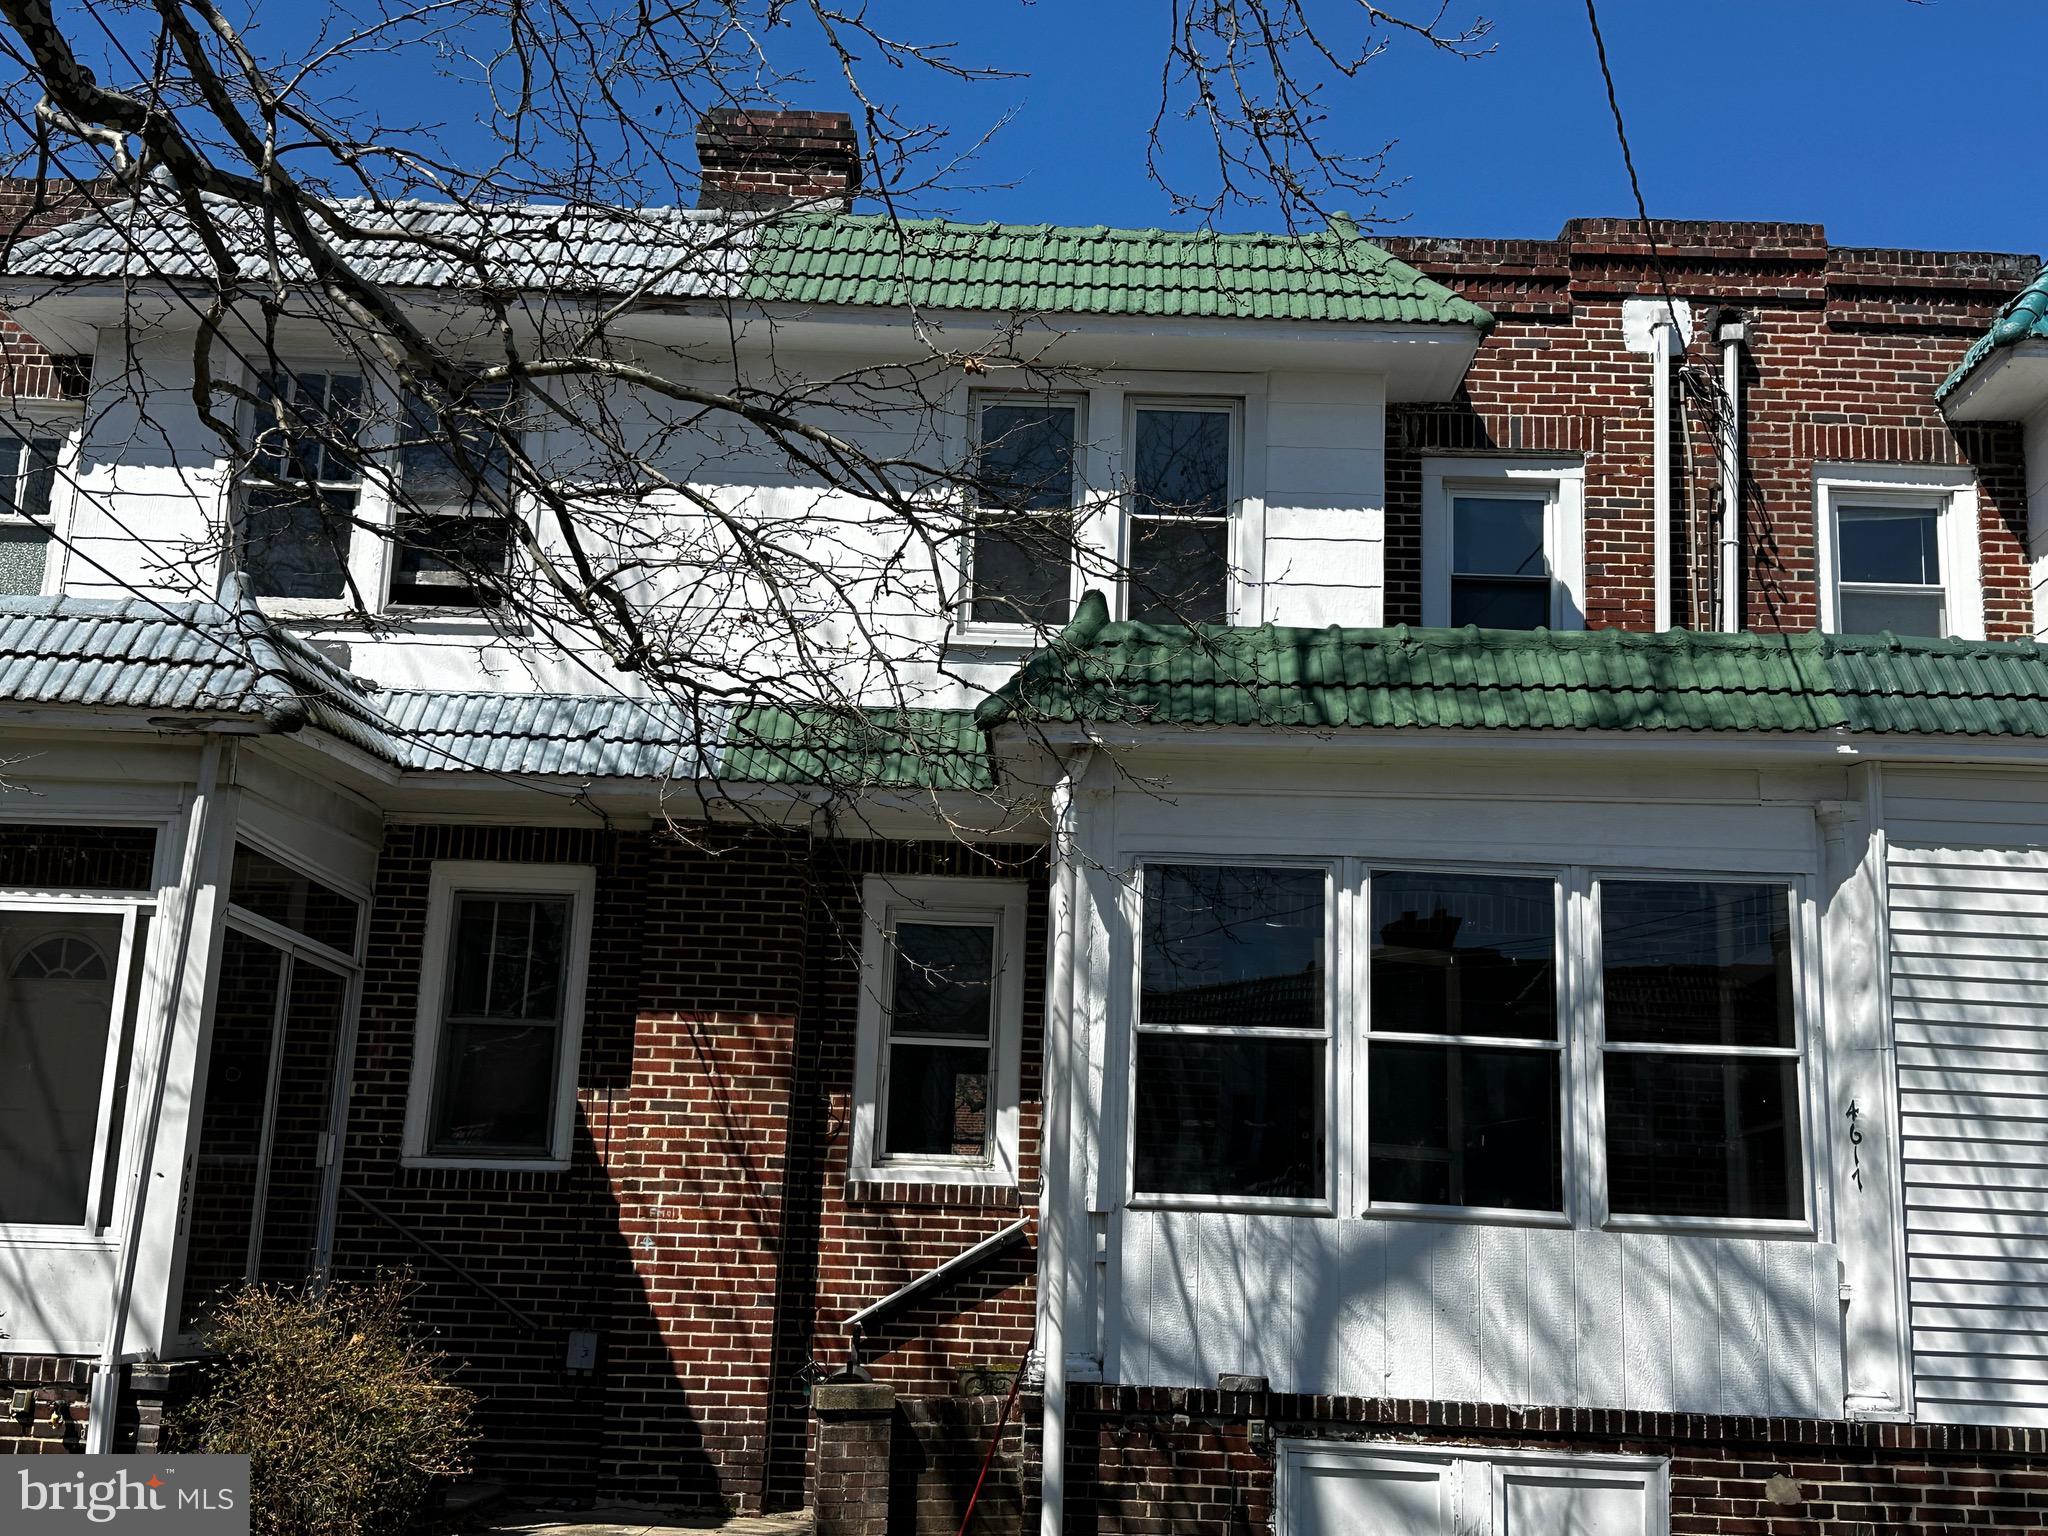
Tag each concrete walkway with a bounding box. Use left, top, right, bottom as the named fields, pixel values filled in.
left=481, top=1508, right=813, bottom=1536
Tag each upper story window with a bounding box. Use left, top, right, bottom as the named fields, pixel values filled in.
left=1421, top=459, right=1586, bottom=631
left=1128, top=860, right=1809, bottom=1228
left=1816, top=466, right=1983, bottom=639
left=392, top=382, right=520, bottom=608
left=237, top=370, right=365, bottom=602
left=852, top=875, right=1028, bottom=1186
left=1128, top=401, right=1235, bottom=625
left=967, top=395, right=1081, bottom=630
left=0, top=433, right=60, bottom=596
left=403, top=861, right=594, bottom=1168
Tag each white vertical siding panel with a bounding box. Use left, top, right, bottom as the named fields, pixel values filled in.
left=1620, top=1234, right=1673, bottom=1412
left=1717, top=1239, right=1771, bottom=1415
left=1384, top=1220, right=1436, bottom=1399
left=1888, top=831, right=2048, bottom=1426
left=1430, top=1222, right=1482, bottom=1403
left=1477, top=1224, right=1531, bottom=1405
left=1763, top=1239, right=1821, bottom=1417
left=1669, top=1238, right=1721, bottom=1413
left=1336, top=1218, right=1388, bottom=1399
left=1575, top=1231, right=1625, bottom=1408
left=1525, top=1226, right=1579, bottom=1406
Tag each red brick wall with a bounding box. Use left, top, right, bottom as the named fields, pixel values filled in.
left=326, top=822, right=1046, bottom=1516
left=1380, top=221, right=2038, bottom=637
left=0, top=177, right=102, bottom=400
left=1067, top=1385, right=2048, bottom=1535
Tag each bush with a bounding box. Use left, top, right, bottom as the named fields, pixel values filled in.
left=180, top=1277, right=476, bottom=1536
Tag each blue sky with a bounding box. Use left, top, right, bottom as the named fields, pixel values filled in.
left=775, top=0, right=2044, bottom=255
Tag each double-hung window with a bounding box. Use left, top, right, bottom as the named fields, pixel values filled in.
left=1367, top=870, right=1564, bottom=1214
left=1817, top=467, right=1983, bottom=639
left=238, top=370, right=366, bottom=601
left=393, top=382, right=520, bottom=608
left=1421, top=459, right=1585, bottom=630
left=404, top=862, right=594, bottom=1168
left=967, top=396, right=1081, bottom=629
left=853, top=876, right=1027, bottom=1185
left=1127, top=402, right=1235, bottom=625
left=1597, top=878, right=1804, bottom=1223
left=1130, top=864, right=1327, bottom=1203
left=0, top=432, right=60, bottom=596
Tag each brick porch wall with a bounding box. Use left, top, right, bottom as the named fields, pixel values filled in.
left=1065, top=1384, right=2048, bottom=1534
left=1379, top=221, right=2037, bottom=637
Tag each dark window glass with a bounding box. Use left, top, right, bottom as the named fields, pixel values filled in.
left=1129, top=517, right=1228, bottom=624
left=972, top=403, right=1076, bottom=627
left=229, top=842, right=361, bottom=955
left=1129, top=407, right=1231, bottom=624
left=880, top=919, right=999, bottom=1161
left=401, top=382, right=516, bottom=512
left=1132, top=1034, right=1321, bottom=1199
left=429, top=893, right=572, bottom=1156
left=1838, top=505, right=1940, bottom=586
left=1368, top=1042, right=1563, bottom=1211
left=251, top=371, right=364, bottom=486
left=1450, top=494, right=1550, bottom=629
left=885, top=1042, right=989, bottom=1159
left=1142, top=865, right=1323, bottom=1031
left=1604, top=1054, right=1802, bottom=1220
left=1837, top=587, right=1945, bottom=637
left=241, top=486, right=358, bottom=600
left=0, top=825, right=156, bottom=892
left=1601, top=881, right=1793, bottom=1048
left=1371, top=871, right=1555, bottom=1040
left=389, top=511, right=513, bottom=607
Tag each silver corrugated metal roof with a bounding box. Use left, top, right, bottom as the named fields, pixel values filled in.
left=0, top=584, right=716, bottom=780
left=6, top=189, right=756, bottom=300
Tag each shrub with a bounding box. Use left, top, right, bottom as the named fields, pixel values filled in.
left=180, top=1277, right=476, bottom=1536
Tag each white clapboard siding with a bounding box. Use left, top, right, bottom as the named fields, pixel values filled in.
left=1114, top=1211, right=1843, bottom=1418
left=1890, top=838, right=2048, bottom=1426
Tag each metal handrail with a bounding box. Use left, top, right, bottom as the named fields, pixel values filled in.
left=842, top=1217, right=1031, bottom=1374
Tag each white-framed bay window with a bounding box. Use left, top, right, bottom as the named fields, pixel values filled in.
left=1421, top=458, right=1586, bottom=630
left=852, top=876, right=1028, bottom=1186
left=1122, top=857, right=1815, bottom=1232
left=1814, top=463, right=1983, bottom=639
left=402, top=861, right=595, bottom=1170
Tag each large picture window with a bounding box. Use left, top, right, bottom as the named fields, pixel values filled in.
left=1131, top=864, right=1326, bottom=1203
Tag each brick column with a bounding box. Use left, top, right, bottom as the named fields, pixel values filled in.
left=811, top=1382, right=894, bottom=1536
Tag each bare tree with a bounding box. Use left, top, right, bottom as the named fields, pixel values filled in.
left=0, top=0, right=1490, bottom=824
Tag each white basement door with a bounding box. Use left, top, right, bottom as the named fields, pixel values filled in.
left=1278, top=1444, right=1667, bottom=1536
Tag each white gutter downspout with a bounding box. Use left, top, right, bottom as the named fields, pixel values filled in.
left=86, top=739, right=224, bottom=1453
left=1038, top=745, right=1093, bottom=1536
left=1652, top=319, right=1676, bottom=631
left=1717, top=314, right=1752, bottom=633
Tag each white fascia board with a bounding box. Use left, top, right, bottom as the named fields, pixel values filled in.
left=1941, top=339, right=2048, bottom=422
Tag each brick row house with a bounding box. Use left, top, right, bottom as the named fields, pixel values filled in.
left=3, top=110, right=2048, bottom=1534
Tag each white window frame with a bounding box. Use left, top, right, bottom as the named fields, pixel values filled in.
left=1122, top=396, right=1245, bottom=628
left=1814, top=463, right=1983, bottom=640
left=386, top=379, right=524, bottom=614
left=1123, top=856, right=1339, bottom=1217
left=1116, top=855, right=1819, bottom=1236
left=1275, top=1439, right=1669, bottom=1536
left=956, top=391, right=1089, bottom=645
left=851, top=874, right=1028, bottom=1187
left=1421, top=457, right=1586, bottom=630
left=401, top=861, right=596, bottom=1171
left=0, top=896, right=153, bottom=1243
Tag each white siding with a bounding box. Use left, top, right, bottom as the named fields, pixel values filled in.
left=1891, top=841, right=2048, bottom=1426
left=1114, top=1211, right=1844, bottom=1418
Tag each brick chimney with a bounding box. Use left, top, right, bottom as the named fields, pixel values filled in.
left=695, top=109, right=862, bottom=212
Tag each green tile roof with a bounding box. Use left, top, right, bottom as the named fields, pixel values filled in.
left=1940, top=264, right=2048, bottom=402
left=723, top=704, right=995, bottom=792
left=975, top=591, right=2048, bottom=739
left=742, top=213, right=1493, bottom=327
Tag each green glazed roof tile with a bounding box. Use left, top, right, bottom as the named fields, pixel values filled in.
left=1940, top=263, right=2048, bottom=402
left=975, top=591, right=2048, bottom=740
left=721, top=704, right=994, bottom=793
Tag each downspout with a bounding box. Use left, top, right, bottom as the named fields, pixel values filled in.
left=1716, top=313, right=1752, bottom=633
left=1652, top=319, right=1676, bottom=631
left=87, top=737, right=225, bottom=1453
left=1038, top=745, right=1093, bottom=1536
